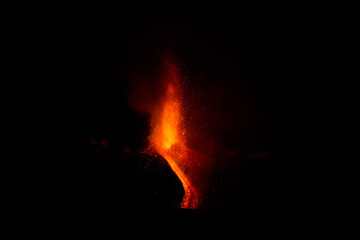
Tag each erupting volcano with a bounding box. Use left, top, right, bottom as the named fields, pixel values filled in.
left=147, top=57, right=200, bottom=209
left=76, top=3, right=276, bottom=212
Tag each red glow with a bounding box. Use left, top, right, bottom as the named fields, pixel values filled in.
left=147, top=56, right=200, bottom=209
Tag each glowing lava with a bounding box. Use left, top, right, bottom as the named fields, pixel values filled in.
left=147, top=57, right=199, bottom=209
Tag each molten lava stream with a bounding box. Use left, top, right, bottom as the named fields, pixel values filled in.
left=162, top=153, right=198, bottom=209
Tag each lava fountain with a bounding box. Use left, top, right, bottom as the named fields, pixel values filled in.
left=147, top=56, right=200, bottom=209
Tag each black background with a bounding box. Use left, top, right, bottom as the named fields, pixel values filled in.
left=40, top=2, right=309, bottom=218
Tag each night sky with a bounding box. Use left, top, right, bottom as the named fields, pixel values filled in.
left=67, top=3, right=278, bottom=151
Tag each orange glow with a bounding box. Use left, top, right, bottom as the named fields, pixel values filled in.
left=148, top=57, right=199, bottom=209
